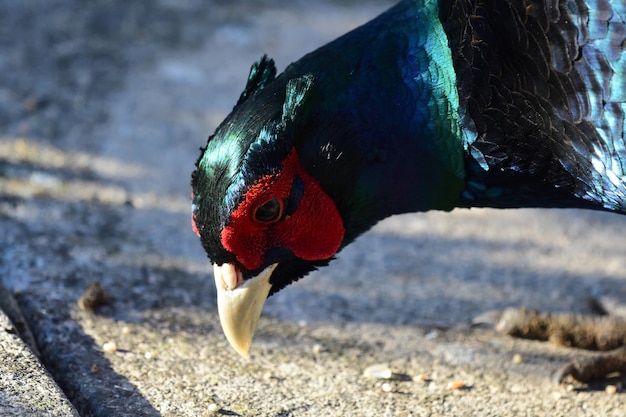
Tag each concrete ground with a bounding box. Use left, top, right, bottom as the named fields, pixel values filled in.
left=0, top=0, right=625, bottom=416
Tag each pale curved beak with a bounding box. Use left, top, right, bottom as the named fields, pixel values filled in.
left=214, top=263, right=277, bottom=358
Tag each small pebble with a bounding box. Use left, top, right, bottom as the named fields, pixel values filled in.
left=121, top=326, right=130, bottom=335
left=207, top=403, right=219, bottom=412
left=363, top=364, right=393, bottom=379
left=381, top=383, right=393, bottom=392
left=262, top=371, right=273, bottom=380
left=312, top=344, right=323, bottom=354
left=447, top=380, right=465, bottom=390
left=413, top=374, right=428, bottom=383
left=144, top=351, right=153, bottom=359
left=605, top=385, right=618, bottom=395
left=102, top=341, right=117, bottom=353
left=90, top=364, right=99, bottom=374
left=77, top=281, right=111, bottom=312
left=512, top=353, right=523, bottom=364
left=425, top=330, right=439, bottom=340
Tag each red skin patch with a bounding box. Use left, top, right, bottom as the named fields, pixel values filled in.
left=221, top=148, right=345, bottom=271
left=191, top=192, right=201, bottom=237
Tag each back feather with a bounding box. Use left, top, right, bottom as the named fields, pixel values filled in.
left=441, top=0, right=626, bottom=211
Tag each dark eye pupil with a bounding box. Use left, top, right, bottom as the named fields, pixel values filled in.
left=254, top=198, right=282, bottom=223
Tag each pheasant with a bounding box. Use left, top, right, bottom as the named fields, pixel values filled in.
left=191, top=0, right=626, bottom=382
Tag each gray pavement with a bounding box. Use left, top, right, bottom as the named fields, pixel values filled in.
left=1, top=1, right=625, bottom=416
left=0, top=288, right=79, bottom=417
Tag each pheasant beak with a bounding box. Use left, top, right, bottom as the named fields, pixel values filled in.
left=214, top=263, right=277, bottom=358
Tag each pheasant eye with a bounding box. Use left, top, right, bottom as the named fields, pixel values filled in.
left=253, top=197, right=283, bottom=224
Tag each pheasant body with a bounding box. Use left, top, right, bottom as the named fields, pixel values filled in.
left=191, top=0, right=626, bottom=357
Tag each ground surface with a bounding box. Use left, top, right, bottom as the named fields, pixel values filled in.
left=0, top=0, right=625, bottom=416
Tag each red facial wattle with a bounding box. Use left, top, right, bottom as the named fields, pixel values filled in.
left=220, top=148, right=345, bottom=271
